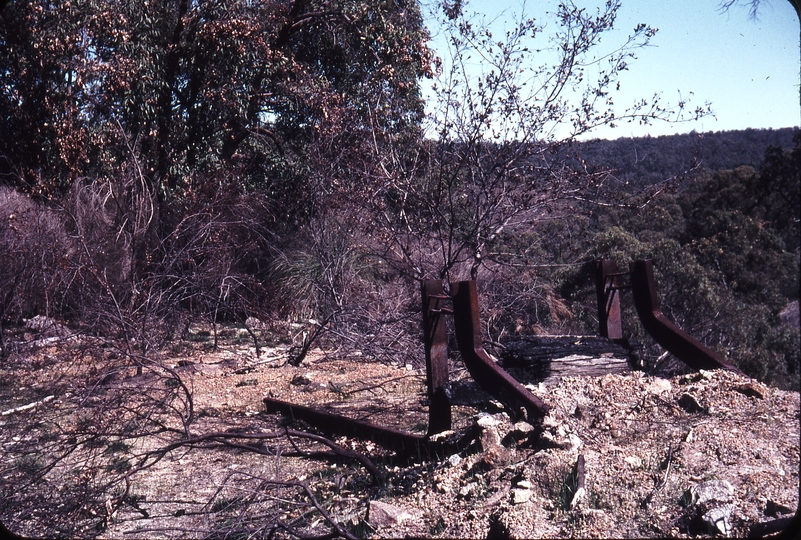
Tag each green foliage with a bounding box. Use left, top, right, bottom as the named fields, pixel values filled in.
left=575, top=128, right=796, bottom=190
left=679, top=160, right=799, bottom=309
left=0, top=0, right=432, bottom=355
left=556, top=134, right=800, bottom=390
left=0, top=0, right=432, bottom=206
left=557, top=465, right=580, bottom=512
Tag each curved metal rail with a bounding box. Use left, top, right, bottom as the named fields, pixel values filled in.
left=450, top=280, right=550, bottom=421
left=629, top=259, right=740, bottom=373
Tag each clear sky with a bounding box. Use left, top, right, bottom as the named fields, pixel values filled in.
left=421, top=0, right=800, bottom=140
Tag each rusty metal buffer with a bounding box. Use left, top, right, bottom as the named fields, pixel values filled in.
left=422, top=280, right=550, bottom=434
left=595, top=258, right=740, bottom=373
left=265, top=260, right=736, bottom=459
left=265, top=279, right=552, bottom=458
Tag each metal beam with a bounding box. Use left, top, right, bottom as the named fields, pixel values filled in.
left=421, top=280, right=452, bottom=435
left=595, top=259, right=624, bottom=340
left=263, top=397, right=472, bottom=459
left=629, top=259, right=740, bottom=373
left=450, top=280, right=550, bottom=421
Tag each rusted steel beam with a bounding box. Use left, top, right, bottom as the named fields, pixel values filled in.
left=421, top=280, right=452, bottom=435
left=263, top=397, right=471, bottom=458
left=629, top=259, right=740, bottom=372
left=595, top=259, right=624, bottom=340
left=749, top=515, right=797, bottom=538
left=450, top=280, right=550, bottom=421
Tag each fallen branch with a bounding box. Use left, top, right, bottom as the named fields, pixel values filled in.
left=129, top=430, right=283, bottom=472
left=336, top=374, right=420, bottom=397
left=1, top=395, right=55, bottom=416
left=286, top=428, right=386, bottom=485
left=261, top=480, right=358, bottom=540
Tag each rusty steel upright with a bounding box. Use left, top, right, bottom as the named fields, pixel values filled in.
left=629, top=259, right=740, bottom=373
left=450, top=280, right=550, bottom=421
left=421, top=280, right=452, bottom=435
left=595, top=259, right=624, bottom=340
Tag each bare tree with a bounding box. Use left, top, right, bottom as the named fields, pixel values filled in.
left=357, top=0, right=710, bottom=286
left=719, top=0, right=800, bottom=20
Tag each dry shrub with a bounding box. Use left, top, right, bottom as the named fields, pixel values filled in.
left=0, top=187, right=74, bottom=329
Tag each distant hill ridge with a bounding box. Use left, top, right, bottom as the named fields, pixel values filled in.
left=575, top=127, right=798, bottom=186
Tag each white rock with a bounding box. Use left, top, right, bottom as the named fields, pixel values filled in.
left=511, top=488, right=531, bottom=504
left=702, top=504, right=734, bottom=536
left=568, top=433, right=584, bottom=452
left=648, top=378, right=672, bottom=395
left=513, top=421, right=535, bottom=434
left=570, top=487, right=586, bottom=509
left=541, top=415, right=560, bottom=429
left=459, top=482, right=477, bottom=499
left=540, top=429, right=582, bottom=452
left=624, top=456, right=643, bottom=468
left=480, top=426, right=502, bottom=450
left=476, top=412, right=508, bottom=429
left=367, top=501, right=423, bottom=528
left=689, top=480, right=735, bottom=506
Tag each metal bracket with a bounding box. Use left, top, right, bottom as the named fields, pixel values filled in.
left=595, top=259, right=625, bottom=340
left=629, top=259, right=740, bottom=373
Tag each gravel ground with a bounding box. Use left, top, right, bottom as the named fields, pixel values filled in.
left=1, top=329, right=798, bottom=538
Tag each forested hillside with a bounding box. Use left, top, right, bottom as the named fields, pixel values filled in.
left=552, top=131, right=800, bottom=390
left=575, top=127, right=797, bottom=188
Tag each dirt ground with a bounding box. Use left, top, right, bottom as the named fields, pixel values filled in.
left=0, top=323, right=798, bottom=538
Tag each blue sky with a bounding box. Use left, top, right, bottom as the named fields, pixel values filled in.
left=421, top=0, right=800, bottom=140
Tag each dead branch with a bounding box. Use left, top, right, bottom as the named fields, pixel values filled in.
left=288, top=311, right=340, bottom=366
left=1, top=395, right=55, bottom=416
left=261, top=480, right=358, bottom=540
left=286, top=428, right=386, bottom=485
left=127, top=431, right=283, bottom=475
left=335, top=374, right=420, bottom=397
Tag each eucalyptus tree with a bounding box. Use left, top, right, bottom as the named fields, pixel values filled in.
left=0, top=0, right=434, bottom=346
left=0, top=0, right=432, bottom=206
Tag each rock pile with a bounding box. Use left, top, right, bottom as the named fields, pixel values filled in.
left=368, top=368, right=798, bottom=538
